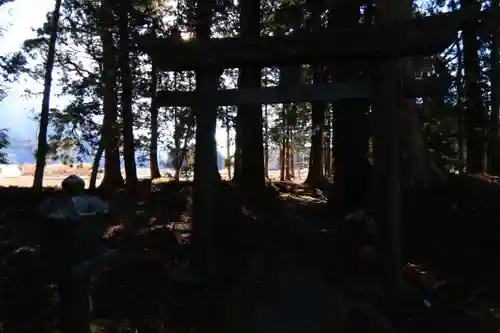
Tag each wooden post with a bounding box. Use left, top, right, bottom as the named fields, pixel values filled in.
left=191, top=0, right=218, bottom=279
left=372, top=59, right=403, bottom=295
left=372, top=0, right=403, bottom=296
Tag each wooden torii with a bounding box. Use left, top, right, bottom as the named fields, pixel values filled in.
left=140, top=8, right=496, bottom=105
left=140, top=4, right=496, bottom=288
left=141, top=8, right=494, bottom=72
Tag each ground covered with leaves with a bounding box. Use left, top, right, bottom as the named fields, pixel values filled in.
left=1, top=175, right=500, bottom=332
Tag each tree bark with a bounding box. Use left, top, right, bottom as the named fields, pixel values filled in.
left=451, top=0, right=466, bottom=174
left=98, top=0, right=124, bottom=189
left=89, top=142, right=104, bottom=189
left=290, top=136, right=295, bottom=177
left=280, top=142, right=285, bottom=181
left=33, top=0, right=62, bottom=189
left=264, top=104, right=269, bottom=179
left=305, top=3, right=327, bottom=186
left=279, top=67, right=301, bottom=182
left=173, top=73, right=181, bottom=180
left=285, top=114, right=291, bottom=180
left=462, top=0, right=487, bottom=174
left=149, top=57, right=161, bottom=179
left=116, top=1, right=138, bottom=190
left=489, top=0, right=500, bottom=174
left=226, top=107, right=232, bottom=179
left=305, top=66, right=327, bottom=185
left=233, top=114, right=242, bottom=181
left=237, top=0, right=265, bottom=191
left=324, top=109, right=332, bottom=177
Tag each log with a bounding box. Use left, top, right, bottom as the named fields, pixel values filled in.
left=138, top=8, right=495, bottom=70
left=156, top=78, right=433, bottom=106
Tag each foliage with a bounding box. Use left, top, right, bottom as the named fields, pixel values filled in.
left=0, top=129, right=9, bottom=164
left=0, top=52, right=27, bottom=101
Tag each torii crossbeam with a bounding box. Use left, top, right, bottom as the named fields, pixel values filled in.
left=155, top=78, right=434, bottom=106
left=139, top=8, right=497, bottom=71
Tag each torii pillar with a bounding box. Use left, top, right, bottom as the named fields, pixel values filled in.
left=371, top=0, right=410, bottom=295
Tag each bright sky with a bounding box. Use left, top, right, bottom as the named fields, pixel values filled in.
left=0, top=0, right=55, bottom=143
left=0, top=0, right=232, bottom=160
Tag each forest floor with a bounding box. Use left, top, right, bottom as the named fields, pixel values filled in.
left=0, top=175, right=97, bottom=187
left=0, top=169, right=309, bottom=187
left=1, top=174, right=500, bottom=332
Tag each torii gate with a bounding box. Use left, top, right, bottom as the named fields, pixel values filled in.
left=140, top=4, right=498, bottom=290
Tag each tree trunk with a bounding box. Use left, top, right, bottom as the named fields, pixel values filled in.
left=449, top=0, right=466, bottom=174
left=149, top=58, right=161, bottom=179
left=280, top=142, right=285, bottom=181
left=280, top=66, right=300, bottom=181
left=396, top=0, right=444, bottom=187
left=304, top=4, right=327, bottom=186
left=324, top=109, right=332, bottom=177
left=285, top=124, right=291, bottom=180
left=98, top=0, right=123, bottom=189
left=489, top=0, right=500, bottom=174
left=173, top=73, right=182, bottom=180
left=175, top=113, right=194, bottom=180
left=305, top=66, right=327, bottom=185
left=33, top=0, right=62, bottom=189
left=233, top=115, right=242, bottom=181
left=173, top=107, right=180, bottom=180
left=116, top=1, right=138, bottom=190
left=462, top=0, right=487, bottom=174
left=226, top=107, right=232, bottom=179
left=264, top=104, right=269, bottom=179
left=89, top=143, right=104, bottom=189
left=237, top=0, right=265, bottom=192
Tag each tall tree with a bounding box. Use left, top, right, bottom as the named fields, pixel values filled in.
left=99, top=0, right=124, bottom=188
left=33, top=0, right=63, bottom=189
left=148, top=17, right=162, bottom=179
left=235, top=0, right=265, bottom=191
left=489, top=0, right=500, bottom=173
left=304, top=1, right=327, bottom=186
left=116, top=0, right=138, bottom=189
left=462, top=0, right=487, bottom=173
